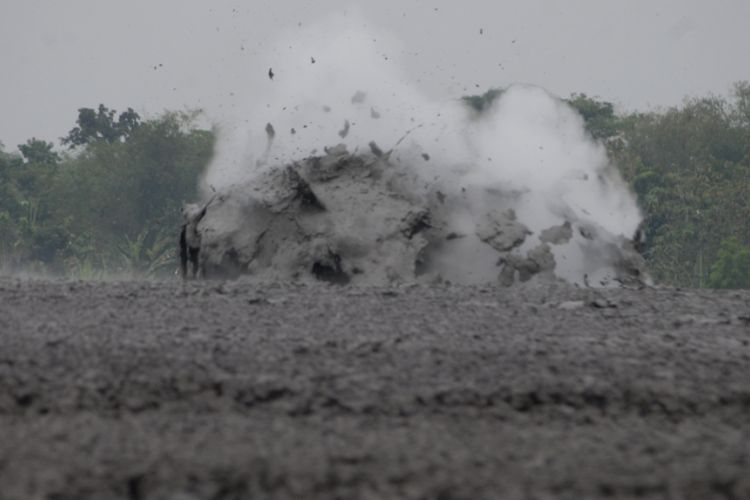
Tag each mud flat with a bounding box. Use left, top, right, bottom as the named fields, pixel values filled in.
left=1, top=278, right=749, bottom=499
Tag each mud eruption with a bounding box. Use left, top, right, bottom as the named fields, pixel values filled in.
left=186, top=19, right=647, bottom=286
left=184, top=137, right=646, bottom=286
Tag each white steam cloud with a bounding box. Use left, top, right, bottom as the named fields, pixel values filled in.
left=199, top=11, right=643, bottom=286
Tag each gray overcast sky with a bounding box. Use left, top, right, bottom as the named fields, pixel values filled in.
left=1, top=0, right=749, bottom=151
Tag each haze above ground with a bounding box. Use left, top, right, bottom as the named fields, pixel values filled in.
left=1, top=0, right=748, bottom=152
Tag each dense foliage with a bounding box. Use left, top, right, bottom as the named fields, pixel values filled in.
left=0, top=107, right=214, bottom=278
left=2, top=87, right=749, bottom=287
left=609, top=84, right=750, bottom=288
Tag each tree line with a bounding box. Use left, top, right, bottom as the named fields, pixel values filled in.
left=0, top=105, right=213, bottom=278
left=1, top=85, right=749, bottom=287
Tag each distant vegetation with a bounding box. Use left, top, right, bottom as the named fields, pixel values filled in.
left=2, top=84, right=749, bottom=287
left=0, top=106, right=213, bottom=278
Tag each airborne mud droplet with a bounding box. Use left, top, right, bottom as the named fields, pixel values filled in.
left=540, top=222, right=573, bottom=245
left=338, top=120, right=351, bottom=138
left=351, top=90, right=367, bottom=104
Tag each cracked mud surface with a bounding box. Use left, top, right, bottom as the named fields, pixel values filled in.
left=1, top=278, right=749, bottom=499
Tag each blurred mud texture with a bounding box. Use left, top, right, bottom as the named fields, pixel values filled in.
left=1, top=278, right=749, bottom=499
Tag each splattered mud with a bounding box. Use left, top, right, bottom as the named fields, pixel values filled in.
left=1, top=278, right=749, bottom=499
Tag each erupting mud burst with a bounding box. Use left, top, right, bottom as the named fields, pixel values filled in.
left=188, top=13, right=648, bottom=287
left=183, top=140, right=646, bottom=286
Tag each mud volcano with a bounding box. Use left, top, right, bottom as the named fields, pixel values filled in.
left=182, top=144, right=647, bottom=286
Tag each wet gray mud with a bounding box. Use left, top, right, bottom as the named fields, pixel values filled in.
left=1, top=278, right=749, bottom=500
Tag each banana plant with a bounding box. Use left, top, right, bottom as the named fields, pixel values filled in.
left=112, top=226, right=176, bottom=278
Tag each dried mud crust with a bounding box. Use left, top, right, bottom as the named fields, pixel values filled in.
left=0, top=278, right=749, bottom=500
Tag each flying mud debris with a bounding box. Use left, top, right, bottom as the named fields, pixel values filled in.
left=475, top=208, right=531, bottom=252
left=182, top=146, right=647, bottom=286
left=540, top=221, right=573, bottom=245
left=350, top=90, right=367, bottom=104
left=338, top=119, right=351, bottom=138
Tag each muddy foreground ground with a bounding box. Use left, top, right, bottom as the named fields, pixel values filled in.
left=0, top=278, right=749, bottom=500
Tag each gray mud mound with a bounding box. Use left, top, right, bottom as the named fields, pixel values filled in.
left=184, top=145, right=647, bottom=286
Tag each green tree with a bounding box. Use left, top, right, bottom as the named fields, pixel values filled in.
left=566, top=93, right=620, bottom=140
left=2, top=107, right=213, bottom=276
left=0, top=146, right=23, bottom=217
left=0, top=147, right=23, bottom=269
left=18, top=138, right=60, bottom=165
left=708, top=237, right=750, bottom=288
left=61, top=104, right=141, bottom=148
left=731, top=81, right=750, bottom=128
left=616, top=91, right=750, bottom=286
left=48, top=110, right=214, bottom=275
left=7, top=136, right=69, bottom=270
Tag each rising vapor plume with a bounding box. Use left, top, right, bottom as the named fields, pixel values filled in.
left=191, top=12, right=646, bottom=286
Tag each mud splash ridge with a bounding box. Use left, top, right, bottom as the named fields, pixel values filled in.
left=183, top=145, right=647, bottom=286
